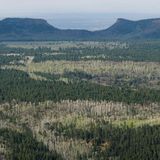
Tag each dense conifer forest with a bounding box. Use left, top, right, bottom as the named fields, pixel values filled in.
left=0, top=41, right=160, bottom=160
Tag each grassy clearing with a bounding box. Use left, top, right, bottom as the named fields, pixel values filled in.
left=5, top=41, right=127, bottom=50
left=3, top=60, right=160, bottom=89
left=0, top=100, right=160, bottom=159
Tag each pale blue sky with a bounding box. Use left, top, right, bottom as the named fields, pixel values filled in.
left=1, top=0, right=160, bottom=30
left=1, top=0, right=160, bottom=15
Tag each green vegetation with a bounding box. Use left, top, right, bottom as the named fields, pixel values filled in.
left=32, top=41, right=160, bottom=62
left=0, top=128, right=63, bottom=160
left=0, top=55, right=22, bottom=65
left=0, top=41, right=160, bottom=160
left=1, top=41, right=160, bottom=62
left=50, top=122, right=160, bottom=160
left=0, top=69, right=159, bottom=103
left=0, top=100, right=160, bottom=160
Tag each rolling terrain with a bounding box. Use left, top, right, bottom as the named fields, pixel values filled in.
left=0, top=41, right=160, bottom=159
left=1, top=18, right=160, bottom=40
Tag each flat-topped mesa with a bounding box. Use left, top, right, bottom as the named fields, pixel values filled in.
left=0, top=17, right=160, bottom=40
left=116, top=18, right=133, bottom=23
left=0, top=18, right=59, bottom=34
left=2, top=18, right=48, bottom=24
left=116, top=18, right=160, bottom=23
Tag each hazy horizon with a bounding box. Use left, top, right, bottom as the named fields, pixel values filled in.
left=1, top=0, right=160, bottom=14
left=0, top=0, right=160, bottom=30
left=1, top=12, right=160, bottom=31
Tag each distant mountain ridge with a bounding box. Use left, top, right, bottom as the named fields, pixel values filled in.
left=97, top=18, right=160, bottom=39
left=0, top=17, right=160, bottom=40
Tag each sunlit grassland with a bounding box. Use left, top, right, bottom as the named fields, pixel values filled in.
left=3, top=60, right=160, bottom=89
left=5, top=41, right=128, bottom=50
left=0, top=100, right=160, bottom=159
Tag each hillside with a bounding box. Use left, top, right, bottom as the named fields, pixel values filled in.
left=0, top=41, right=160, bottom=159
left=1, top=17, right=160, bottom=40
left=96, top=18, right=160, bottom=39
left=0, top=18, right=92, bottom=41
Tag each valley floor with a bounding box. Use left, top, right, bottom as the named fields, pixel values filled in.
left=0, top=41, right=160, bottom=159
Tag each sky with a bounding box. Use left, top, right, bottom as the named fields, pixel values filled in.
left=1, top=0, right=160, bottom=14
left=0, top=0, right=160, bottom=30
